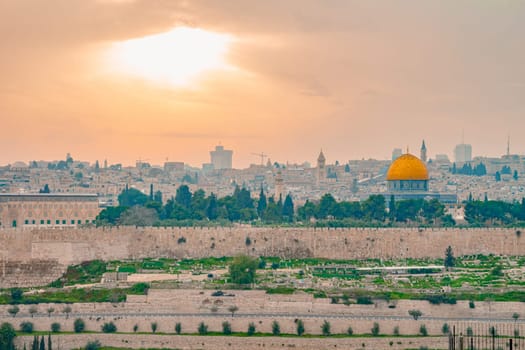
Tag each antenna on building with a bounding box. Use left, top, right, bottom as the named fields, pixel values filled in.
left=507, top=133, right=510, bottom=157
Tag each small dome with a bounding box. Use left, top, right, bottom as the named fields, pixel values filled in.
left=386, top=153, right=429, bottom=181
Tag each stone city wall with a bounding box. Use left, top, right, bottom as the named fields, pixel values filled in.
left=0, top=227, right=523, bottom=287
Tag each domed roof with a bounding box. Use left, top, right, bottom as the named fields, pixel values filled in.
left=386, top=153, right=429, bottom=181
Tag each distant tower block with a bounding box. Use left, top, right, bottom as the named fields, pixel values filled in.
left=210, top=145, right=233, bottom=170
left=316, top=150, right=326, bottom=185
left=420, top=140, right=427, bottom=163
left=274, top=169, right=284, bottom=200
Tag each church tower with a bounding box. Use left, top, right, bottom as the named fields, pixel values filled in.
left=316, top=150, right=326, bottom=185
left=274, top=169, right=284, bottom=200
left=420, top=140, right=427, bottom=163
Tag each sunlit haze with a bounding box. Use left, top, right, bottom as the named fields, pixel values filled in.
left=107, top=27, right=233, bottom=86
left=1, top=1, right=524, bottom=167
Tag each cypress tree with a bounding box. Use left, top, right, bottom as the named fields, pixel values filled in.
left=257, top=187, right=267, bottom=218
left=47, top=334, right=52, bottom=350
left=39, top=336, right=45, bottom=350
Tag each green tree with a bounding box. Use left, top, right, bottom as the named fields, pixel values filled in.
left=39, top=336, right=45, bottom=350
left=118, top=188, right=149, bottom=207
left=51, top=323, right=60, bottom=333
left=362, top=195, right=387, bottom=222
left=101, top=322, right=117, bottom=333
left=229, top=255, right=258, bottom=284
left=28, top=306, right=38, bottom=318
left=347, top=326, right=354, bottom=335
left=95, top=206, right=128, bottom=225
left=20, top=322, right=34, bottom=333
left=271, top=321, right=280, bottom=336
left=175, top=322, right=182, bottom=335
left=282, top=194, right=294, bottom=222
left=222, top=321, right=232, bottom=335
left=7, top=306, right=19, bottom=318
left=198, top=322, right=208, bottom=335
left=247, top=322, right=256, bottom=336
left=444, top=246, right=455, bottom=269
left=442, top=323, right=450, bottom=334
left=419, top=324, right=428, bottom=336
left=175, top=185, right=192, bottom=209
left=0, top=323, right=16, bottom=350
left=257, top=188, right=267, bottom=218
left=228, top=305, right=239, bottom=317
left=47, top=334, right=52, bottom=350
left=10, top=289, right=23, bottom=302
left=84, top=340, right=101, bottom=350
left=296, top=319, right=305, bottom=336
left=297, top=200, right=316, bottom=221
left=62, top=306, right=72, bottom=319
left=321, top=320, right=331, bottom=336
left=151, top=322, right=158, bottom=333
left=73, top=318, right=85, bottom=333
left=205, top=193, right=218, bottom=220
left=119, top=206, right=158, bottom=226
left=408, top=309, right=422, bottom=320
left=371, top=322, right=380, bottom=336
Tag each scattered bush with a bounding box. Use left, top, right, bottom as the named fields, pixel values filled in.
left=20, top=321, right=34, bottom=333
left=151, top=322, right=158, bottom=333
left=408, top=309, right=423, bottom=320
left=347, top=326, right=354, bottom=335
left=419, top=324, right=428, bottom=336
left=321, top=320, right=331, bottom=336
left=198, top=322, right=208, bottom=335
left=85, top=340, right=101, bottom=350
left=371, top=322, right=380, bottom=336
left=102, top=322, right=117, bottom=333
left=73, top=318, right=85, bottom=333
left=466, top=327, right=473, bottom=336
left=133, top=324, right=138, bottom=333
left=356, top=296, right=373, bottom=305
left=442, top=323, right=449, bottom=334
left=296, top=319, right=305, bottom=336
left=28, top=305, right=38, bottom=317
left=10, top=288, right=23, bottom=302
left=222, top=321, right=232, bottom=335
left=175, top=322, right=182, bottom=334
left=211, top=290, right=224, bottom=297
left=272, top=320, right=280, bottom=336
left=51, top=322, right=61, bottom=333
left=247, top=322, right=256, bottom=336
left=7, top=306, right=19, bottom=317
left=469, top=300, right=475, bottom=309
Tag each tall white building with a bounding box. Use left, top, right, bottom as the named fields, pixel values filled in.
left=392, top=148, right=403, bottom=161
left=210, top=145, right=233, bottom=170
left=454, top=144, right=472, bottom=163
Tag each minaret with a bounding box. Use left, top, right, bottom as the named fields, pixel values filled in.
left=316, top=150, right=326, bottom=185
left=274, top=169, right=284, bottom=200
left=420, top=140, right=427, bottom=162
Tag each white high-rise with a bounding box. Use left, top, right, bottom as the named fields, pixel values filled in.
left=454, top=144, right=472, bottom=163
left=210, top=145, right=233, bottom=170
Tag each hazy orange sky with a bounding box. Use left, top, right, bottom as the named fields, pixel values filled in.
left=1, top=0, right=524, bottom=168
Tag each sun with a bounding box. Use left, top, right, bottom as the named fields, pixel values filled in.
left=107, top=27, right=233, bottom=86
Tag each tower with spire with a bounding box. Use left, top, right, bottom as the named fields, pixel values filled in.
left=316, top=150, right=326, bottom=185
left=420, top=140, right=427, bottom=163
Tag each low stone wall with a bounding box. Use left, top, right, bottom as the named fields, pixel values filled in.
left=15, top=333, right=449, bottom=350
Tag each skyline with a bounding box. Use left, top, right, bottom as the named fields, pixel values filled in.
left=1, top=0, right=525, bottom=167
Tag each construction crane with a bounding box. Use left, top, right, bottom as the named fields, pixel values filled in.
left=251, top=152, right=268, bottom=166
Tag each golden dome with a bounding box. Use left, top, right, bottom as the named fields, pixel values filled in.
left=386, top=153, right=429, bottom=181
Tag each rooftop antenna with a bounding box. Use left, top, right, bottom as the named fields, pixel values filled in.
left=507, top=134, right=510, bottom=157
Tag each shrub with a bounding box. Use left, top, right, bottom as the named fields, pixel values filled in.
left=129, top=282, right=149, bottom=295
left=371, top=322, right=380, bottom=336
left=20, top=321, right=34, bottom=333
left=47, top=307, right=55, bottom=317
left=10, top=288, right=23, bottom=302
left=347, top=326, right=353, bottom=335
left=177, top=237, right=186, bottom=244
left=7, top=306, right=19, bottom=317
left=356, top=296, right=373, bottom=305
left=211, top=290, right=224, bottom=297
left=393, top=326, right=399, bottom=336
left=222, top=321, right=232, bottom=335
left=102, top=322, right=117, bottom=333
left=408, top=309, right=423, bottom=320
left=296, top=319, right=305, bottom=336
left=272, top=320, right=280, bottom=336
left=133, top=324, right=138, bottom=332
left=442, top=323, right=450, bottom=334
left=321, top=320, right=331, bottom=336
left=151, top=322, right=158, bottom=333
left=51, top=322, right=61, bottom=333
left=247, top=322, right=256, bottom=336
left=85, top=340, right=101, bottom=350
left=469, top=300, right=475, bottom=309
left=228, top=305, right=239, bottom=317
left=175, top=322, right=182, bottom=334
left=198, top=322, right=208, bottom=335
left=73, top=318, right=85, bottom=333
left=28, top=306, right=38, bottom=317
left=466, top=327, right=473, bottom=336
left=419, top=324, right=428, bottom=336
